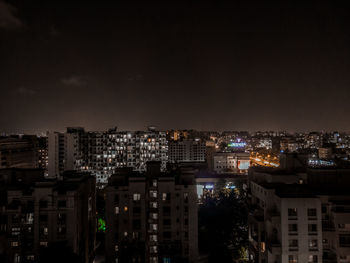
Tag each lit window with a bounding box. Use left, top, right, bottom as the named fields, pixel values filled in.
left=308, top=255, right=318, bottom=263
left=115, top=245, right=119, bottom=251
left=11, top=241, right=19, bottom=247
left=124, top=206, right=128, bottom=212
left=288, top=255, right=298, bottom=263
left=309, top=239, right=318, bottom=250
left=133, top=193, right=141, bottom=201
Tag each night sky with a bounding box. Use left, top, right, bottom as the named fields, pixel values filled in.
left=1, top=0, right=350, bottom=133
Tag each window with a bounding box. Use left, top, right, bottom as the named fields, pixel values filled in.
left=58, top=200, right=66, bottom=208
left=163, top=206, right=171, bottom=216
left=150, top=191, right=157, bottom=198
left=308, top=239, right=318, bottom=250
left=133, top=193, right=141, bottom=201
left=163, top=219, right=171, bottom=226
left=151, top=213, right=158, bottom=220
left=39, top=214, right=48, bottom=222
left=150, top=202, right=158, bottom=209
left=289, top=239, right=298, bottom=250
left=133, top=207, right=141, bottom=214
left=150, top=224, right=158, bottom=231
left=288, top=255, right=298, bottom=263
left=40, top=241, right=48, bottom=247
left=124, top=206, right=128, bottom=212
left=308, top=224, right=317, bottom=233
left=163, top=232, right=171, bottom=239
left=11, top=241, right=19, bottom=247
left=39, top=200, right=48, bottom=208
left=150, top=246, right=158, bottom=253
left=152, top=180, right=157, bottom=187
left=339, top=234, right=350, bottom=247
left=308, top=255, right=318, bottom=263
left=184, top=193, right=189, bottom=203
left=288, top=208, right=298, bottom=218
left=308, top=208, right=317, bottom=218
left=288, top=224, right=298, bottom=233
left=115, top=207, right=119, bottom=215
left=133, top=219, right=141, bottom=230
left=150, top=234, right=157, bottom=242
left=162, top=193, right=170, bottom=201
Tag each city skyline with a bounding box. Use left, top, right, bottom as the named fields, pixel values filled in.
left=1, top=1, right=350, bottom=133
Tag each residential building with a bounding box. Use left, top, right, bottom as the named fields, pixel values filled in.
left=105, top=162, right=198, bottom=263
left=247, top=155, right=350, bottom=263
left=0, top=168, right=96, bottom=263
left=168, top=139, right=206, bottom=164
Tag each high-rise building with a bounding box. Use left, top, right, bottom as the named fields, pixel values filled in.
left=48, top=127, right=168, bottom=184
left=105, top=162, right=198, bottom=263
left=168, top=139, right=206, bottom=164
left=0, top=168, right=96, bottom=263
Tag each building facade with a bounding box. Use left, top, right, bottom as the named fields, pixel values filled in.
left=0, top=169, right=96, bottom=263
left=48, top=127, right=168, bottom=185
left=105, top=162, right=198, bottom=263
left=248, top=162, right=350, bottom=263
left=168, top=139, right=206, bottom=164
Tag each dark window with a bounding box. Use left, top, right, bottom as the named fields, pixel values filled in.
left=288, top=208, right=297, bottom=218
left=163, top=206, right=171, bottom=216
left=133, top=219, right=141, bottom=230
left=58, top=200, right=66, bottom=208
left=163, top=232, right=171, bottom=239
left=288, top=224, right=298, bottom=233
left=39, top=215, right=48, bottom=222
left=308, top=224, right=317, bottom=233
left=308, top=208, right=317, bottom=218
left=133, top=207, right=141, bottom=214
left=163, top=219, right=171, bottom=226
left=39, top=200, right=48, bottom=208
left=114, top=194, right=119, bottom=204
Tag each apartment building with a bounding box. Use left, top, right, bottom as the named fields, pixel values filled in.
left=105, top=162, right=198, bottom=263
left=168, top=139, right=206, bottom=163
left=48, top=127, right=168, bottom=185
left=248, top=161, right=350, bottom=263
left=0, top=168, right=96, bottom=263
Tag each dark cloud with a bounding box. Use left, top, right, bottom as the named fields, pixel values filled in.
left=61, top=76, right=89, bottom=87
left=0, top=1, right=23, bottom=29
left=16, top=87, right=36, bottom=96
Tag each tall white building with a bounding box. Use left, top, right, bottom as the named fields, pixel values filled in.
left=48, top=128, right=168, bottom=184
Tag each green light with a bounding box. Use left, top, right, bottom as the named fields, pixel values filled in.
left=98, top=217, right=106, bottom=232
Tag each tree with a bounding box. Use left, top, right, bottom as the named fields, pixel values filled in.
left=199, top=180, right=248, bottom=262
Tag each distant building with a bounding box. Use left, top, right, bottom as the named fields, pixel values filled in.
left=0, top=137, right=39, bottom=169
left=105, top=162, right=198, bottom=263
left=0, top=169, right=96, bottom=263
left=168, top=139, right=206, bottom=163
left=48, top=127, right=168, bottom=184
left=318, top=148, right=333, bottom=159
left=213, top=152, right=250, bottom=174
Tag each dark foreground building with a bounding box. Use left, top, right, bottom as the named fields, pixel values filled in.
left=0, top=169, right=96, bottom=263
left=105, top=162, right=198, bottom=263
